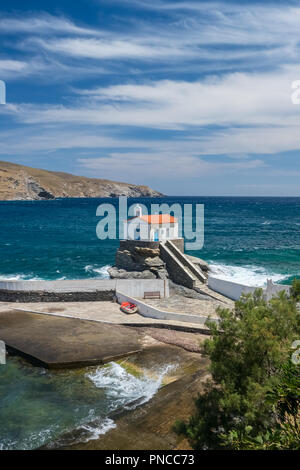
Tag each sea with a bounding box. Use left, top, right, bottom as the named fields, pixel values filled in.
left=0, top=196, right=299, bottom=285
left=0, top=196, right=299, bottom=449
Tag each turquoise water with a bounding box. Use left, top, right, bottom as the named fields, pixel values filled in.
left=0, top=357, right=174, bottom=450
left=0, top=197, right=299, bottom=285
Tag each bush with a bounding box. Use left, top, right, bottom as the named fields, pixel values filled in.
left=291, top=278, right=300, bottom=301
left=175, top=290, right=300, bottom=450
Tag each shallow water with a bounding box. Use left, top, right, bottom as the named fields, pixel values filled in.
left=0, top=356, right=176, bottom=450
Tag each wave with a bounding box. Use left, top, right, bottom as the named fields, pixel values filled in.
left=78, top=417, right=116, bottom=442
left=0, top=273, right=43, bottom=281
left=79, top=361, right=176, bottom=443
left=209, top=262, right=289, bottom=287
left=87, top=361, right=176, bottom=410
left=84, top=264, right=111, bottom=279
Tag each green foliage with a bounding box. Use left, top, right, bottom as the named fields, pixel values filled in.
left=175, top=290, right=300, bottom=450
left=220, top=361, right=300, bottom=449
left=291, top=278, right=300, bottom=301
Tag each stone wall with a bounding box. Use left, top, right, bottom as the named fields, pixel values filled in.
left=0, top=278, right=168, bottom=302
left=0, top=289, right=115, bottom=302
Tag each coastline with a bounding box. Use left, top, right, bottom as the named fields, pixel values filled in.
left=41, top=341, right=210, bottom=451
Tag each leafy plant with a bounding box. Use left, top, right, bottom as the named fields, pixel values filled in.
left=175, top=290, right=300, bottom=450
left=291, top=278, right=300, bottom=301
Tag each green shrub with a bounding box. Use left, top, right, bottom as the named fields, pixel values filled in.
left=291, top=278, right=300, bottom=301
left=175, top=290, right=300, bottom=450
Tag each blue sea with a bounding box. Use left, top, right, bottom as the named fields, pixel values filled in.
left=0, top=196, right=299, bottom=450
left=0, top=196, right=299, bottom=286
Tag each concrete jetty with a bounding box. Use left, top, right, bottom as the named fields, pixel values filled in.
left=0, top=309, right=141, bottom=368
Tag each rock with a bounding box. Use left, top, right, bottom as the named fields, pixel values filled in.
left=169, top=280, right=211, bottom=300
left=185, top=255, right=210, bottom=272
left=153, top=268, right=169, bottom=280
left=133, top=247, right=160, bottom=257
left=108, top=267, right=156, bottom=279
left=115, top=250, right=145, bottom=271
left=115, top=243, right=166, bottom=277
left=144, top=256, right=165, bottom=268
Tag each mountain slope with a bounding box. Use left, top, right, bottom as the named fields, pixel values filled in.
left=0, top=161, right=163, bottom=200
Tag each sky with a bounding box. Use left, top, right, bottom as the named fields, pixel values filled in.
left=0, top=0, right=300, bottom=196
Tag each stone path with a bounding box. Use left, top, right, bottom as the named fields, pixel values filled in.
left=143, top=291, right=234, bottom=317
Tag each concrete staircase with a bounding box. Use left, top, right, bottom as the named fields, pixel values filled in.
left=160, top=240, right=231, bottom=305
left=166, top=240, right=207, bottom=283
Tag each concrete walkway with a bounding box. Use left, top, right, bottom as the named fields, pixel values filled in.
left=0, top=301, right=211, bottom=332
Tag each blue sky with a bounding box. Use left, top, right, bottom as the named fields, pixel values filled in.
left=0, top=0, right=300, bottom=195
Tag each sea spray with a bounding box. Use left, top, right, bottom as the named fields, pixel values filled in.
left=84, top=264, right=111, bottom=278
left=0, top=357, right=178, bottom=450
left=86, top=361, right=178, bottom=411
left=209, top=263, right=289, bottom=286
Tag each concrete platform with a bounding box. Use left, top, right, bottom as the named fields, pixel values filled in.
left=0, top=309, right=141, bottom=368
left=0, top=301, right=211, bottom=332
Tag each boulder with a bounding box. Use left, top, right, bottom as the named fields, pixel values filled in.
left=133, top=246, right=160, bottom=257
left=185, top=254, right=210, bottom=272
left=115, top=250, right=145, bottom=271
left=108, top=267, right=156, bottom=279
left=144, top=256, right=165, bottom=268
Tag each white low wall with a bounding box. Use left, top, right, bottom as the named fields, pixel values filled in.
left=208, top=276, right=290, bottom=301
left=0, top=278, right=169, bottom=298
left=116, top=291, right=219, bottom=326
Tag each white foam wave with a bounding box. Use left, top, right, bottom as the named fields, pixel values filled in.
left=79, top=418, right=116, bottom=442
left=209, top=263, right=288, bottom=287
left=0, top=273, right=43, bottom=281
left=84, top=264, right=111, bottom=279
left=87, top=361, right=176, bottom=410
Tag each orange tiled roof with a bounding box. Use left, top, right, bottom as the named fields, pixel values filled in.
left=139, top=214, right=177, bottom=224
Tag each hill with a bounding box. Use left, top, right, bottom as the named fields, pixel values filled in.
left=0, top=161, right=163, bottom=200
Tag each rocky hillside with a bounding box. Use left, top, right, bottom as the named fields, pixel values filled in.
left=0, top=161, right=163, bottom=200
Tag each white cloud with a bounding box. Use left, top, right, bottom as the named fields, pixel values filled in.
left=0, top=14, right=100, bottom=36
left=13, top=65, right=300, bottom=152
left=36, top=37, right=190, bottom=60
left=78, top=152, right=266, bottom=183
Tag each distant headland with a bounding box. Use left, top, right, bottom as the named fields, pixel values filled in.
left=0, top=160, right=163, bottom=201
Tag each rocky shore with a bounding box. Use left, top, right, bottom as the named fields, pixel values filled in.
left=42, top=337, right=210, bottom=450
